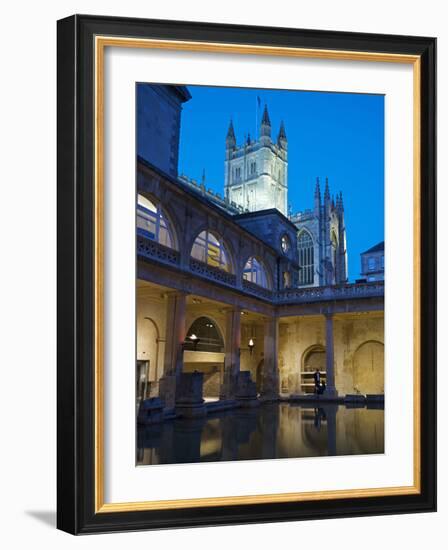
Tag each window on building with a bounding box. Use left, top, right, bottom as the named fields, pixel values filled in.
left=297, top=230, right=314, bottom=285
left=281, top=234, right=290, bottom=254
left=137, top=194, right=175, bottom=249
left=191, top=230, right=231, bottom=272
left=250, top=161, right=256, bottom=175
left=283, top=271, right=291, bottom=289
left=243, top=257, right=270, bottom=288
left=368, top=257, right=376, bottom=271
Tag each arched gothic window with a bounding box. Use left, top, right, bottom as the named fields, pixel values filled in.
left=191, top=230, right=231, bottom=272
left=243, top=257, right=270, bottom=288
left=137, top=194, right=175, bottom=249
left=297, top=230, right=314, bottom=285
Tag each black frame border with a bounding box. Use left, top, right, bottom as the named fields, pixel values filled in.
left=57, top=14, right=436, bottom=534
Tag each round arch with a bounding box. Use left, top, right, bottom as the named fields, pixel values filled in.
left=352, top=340, right=384, bottom=394
left=242, top=255, right=273, bottom=289
left=301, top=344, right=326, bottom=394
left=137, top=316, right=161, bottom=400
left=137, top=192, right=180, bottom=250
left=301, top=344, right=326, bottom=372
left=189, top=228, right=235, bottom=273
left=185, top=316, right=225, bottom=353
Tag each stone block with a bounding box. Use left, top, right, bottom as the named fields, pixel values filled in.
left=175, top=372, right=206, bottom=418
left=137, top=397, right=164, bottom=425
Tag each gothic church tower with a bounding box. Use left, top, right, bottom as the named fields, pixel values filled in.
left=224, top=105, right=288, bottom=215
left=291, top=177, right=348, bottom=287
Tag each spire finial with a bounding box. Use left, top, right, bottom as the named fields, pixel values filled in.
left=324, top=176, right=330, bottom=201
left=261, top=104, right=271, bottom=126
left=260, top=104, right=271, bottom=138
left=226, top=119, right=235, bottom=138
left=314, top=177, right=322, bottom=211
left=226, top=118, right=236, bottom=148
left=277, top=120, right=287, bottom=148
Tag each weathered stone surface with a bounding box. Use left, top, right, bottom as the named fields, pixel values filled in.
left=137, top=397, right=164, bottom=425
left=175, top=372, right=206, bottom=418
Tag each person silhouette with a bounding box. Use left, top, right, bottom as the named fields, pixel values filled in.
left=313, top=369, right=321, bottom=394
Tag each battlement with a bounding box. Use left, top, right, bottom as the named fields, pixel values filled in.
left=178, top=174, right=248, bottom=214
left=290, top=209, right=314, bottom=222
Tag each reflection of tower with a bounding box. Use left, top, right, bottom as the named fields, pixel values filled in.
left=224, top=106, right=288, bottom=215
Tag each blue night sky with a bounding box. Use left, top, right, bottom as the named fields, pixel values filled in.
left=178, top=85, right=384, bottom=281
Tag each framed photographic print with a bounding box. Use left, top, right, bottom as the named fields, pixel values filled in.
left=57, top=14, right=436, bottom=534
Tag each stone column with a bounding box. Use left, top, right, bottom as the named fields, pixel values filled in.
left=159, top=292, right=187, bottom=409
left=220, top=307, right=241, bottom=400
left=261, top=317, right=280, bottom=400
left=324, top=313, right=338, bottom=396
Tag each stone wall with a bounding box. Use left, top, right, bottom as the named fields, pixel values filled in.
left=137, top=84, right=190, bottom=177
left=278, top=313, right=384, bottom=395
left=136, top=293, right=167, bottom=382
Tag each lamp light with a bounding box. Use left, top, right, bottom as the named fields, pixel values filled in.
left=188, top=333, right=200, bottom=350
left=248, top=338, right=255, bottom=355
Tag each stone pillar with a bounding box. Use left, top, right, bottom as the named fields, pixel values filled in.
left=261, top=317, right=280, bottom=400
left=324, top=313, right=338, bottom=396
left=159, top=292, right=187, bottom=409
left=220, top=307, right=241, bottom=400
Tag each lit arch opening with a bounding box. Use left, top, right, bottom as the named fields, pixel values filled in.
left=243, top=256, right=270, bottom=289
left=191, top=230, right=232, bottom=272
left=185, top=317, right=224, bottom=353
left=137, top=194, right=176, bottom=249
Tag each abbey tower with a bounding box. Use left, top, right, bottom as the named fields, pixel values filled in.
left=223, top=104, right=348, bottom=287
left=224, top=105, right=288, bottom=215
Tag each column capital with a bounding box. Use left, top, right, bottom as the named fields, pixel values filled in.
left=163, top=290, right=189, bottom=299
left=222, top=306, right=243, bottom=314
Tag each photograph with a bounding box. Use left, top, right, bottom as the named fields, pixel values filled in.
left=135, top=83, right=385, bottom=466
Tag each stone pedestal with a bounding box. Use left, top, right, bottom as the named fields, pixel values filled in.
left=158, top=375, right=178, bottom=411
left=175, top=372, right=206, bottom=418
left=137, top=397, right=165, bottom=425
left=235, top=371, right=259, bottom=407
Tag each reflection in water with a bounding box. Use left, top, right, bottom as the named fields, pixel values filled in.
left=137, top=402, right=384, bottom=466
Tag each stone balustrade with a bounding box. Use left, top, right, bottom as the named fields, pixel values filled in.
left=242, top=278, right=274, bottom=301
left=137, top=230, right=384, bottom=305
left=190, top=258, right=237, bottom=287
left=137, top=232, right=180, bottom=266
left=276, top=282, right=384, bottom=303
